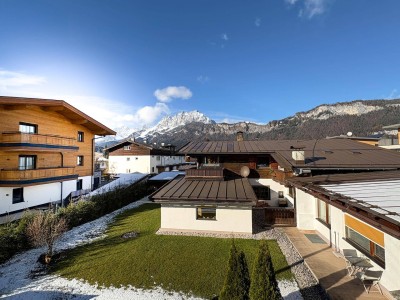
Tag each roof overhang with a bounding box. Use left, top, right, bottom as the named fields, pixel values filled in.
left=0, top=96, right=116, bottom=136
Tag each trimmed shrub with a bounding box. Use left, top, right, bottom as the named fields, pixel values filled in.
left=249, top=241, right=281, bottom=300
left=220, top=241, right=250, bottom=300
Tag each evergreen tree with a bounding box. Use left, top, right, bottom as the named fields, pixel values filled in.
left=249, top=241, right=281, bottom=300
left=220, top=241, right=250, bottom=300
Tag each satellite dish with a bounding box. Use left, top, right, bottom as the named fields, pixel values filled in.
left=347, top=131, right=353, bottom=137
left=240, top=166, right=250, bottom=178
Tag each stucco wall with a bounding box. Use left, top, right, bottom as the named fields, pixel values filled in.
left=295, top=189, right=315, bottom=230
left=0, top=176, right=92, bottom=216
left=109, top=155, right=151, bottom=174
left=0, top=182, right=61, bottom=215
left=160, top=205, right=253, bottom=233
left=249, top=178, right=291, bottom=206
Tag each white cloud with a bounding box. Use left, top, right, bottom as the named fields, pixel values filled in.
left=197, top=75, right=209, bottom=84
left=285, top=0, right=331, bottom=19
left=0, top=70, right=46, bottom=89
left=154, top=86, right=192, bottom=102
left=133, top=102, right=170, bottom=124
left=255, top=18, right=261, bottom=27
left=221, top=33, right=229, bottom=41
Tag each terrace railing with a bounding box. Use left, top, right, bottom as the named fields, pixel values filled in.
left=265, top=207, right=296, bottom=227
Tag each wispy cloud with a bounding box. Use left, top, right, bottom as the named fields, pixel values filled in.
left=385, top=89, right=400, bottom=100
left=0, top=70, right=46, bottom=89
left=285, top=0, right=331, bottom=19
left=197, top=75, right=209, bottom=84
left=154, top=86, right=192, bottom=103
left=209, top=111, right=259, bottom=124
left=221, top=33, right=229, bottom=41
left=254, top=18, right=261, bottom=27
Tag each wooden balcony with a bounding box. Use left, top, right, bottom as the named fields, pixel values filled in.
left=0, top=167, right=78, bottom=186
left=186, top=167, right=224, bottom=180
left=0, top=132, right=78, bottom=152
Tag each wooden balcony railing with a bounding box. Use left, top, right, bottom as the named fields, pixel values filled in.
left=0, top=167, right=77, bottom=181
left=265, top=207, right=296, bottom=227
left=186, top=167, right=224, bottom=180
left=0, top=132, right=77, bottom=148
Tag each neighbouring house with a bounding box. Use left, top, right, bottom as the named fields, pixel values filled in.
left=286, top=171, right=400, bottom=296
left=105, top=140, right=185, bottom=174
left=151, top=132, right=400, bottom=295
left=0, top=96, right=115, bottom=222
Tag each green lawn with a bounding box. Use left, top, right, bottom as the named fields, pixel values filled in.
left=53, top=203, right=293, bottom=299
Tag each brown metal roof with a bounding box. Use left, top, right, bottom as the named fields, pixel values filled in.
left=151, top=177, right=257, bottom=205
left=0, top=96, right=116, bottom=136
left=180, top=139, right=400, bottom=170
left=286, top=170, right=400, bottom=185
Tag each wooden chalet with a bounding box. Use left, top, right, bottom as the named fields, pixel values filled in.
left=0, top=96, right=115, bottom=222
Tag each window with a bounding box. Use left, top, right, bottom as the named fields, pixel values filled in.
left=18, top=155, right=36, bottom=170
left=278, top=191, right=284, bottom=198
left=19, top=122, right=37, bottom=134
left=77, top=156, right=84, bottom=166
left=156, top=156, right=161, bottom=161
left=127, top=157, right=130, bottom=161
left=252, top=186, right=271, bottom=200
left=76, top=179, right=83, bottom=190
left=196, top=207, right=216, bottom=220
left=77, top=131, right=84, bottom=142
left=12, top=188, right=24, bottom=204
left=151, top=167, right=155, bottom=173
left=317, top=199, right=331, bottom=225
left=123, top=145, right=131, bottom=150
left=345, top=227, right=385, bottom=263
left=256, top=156, right=270, bottom=168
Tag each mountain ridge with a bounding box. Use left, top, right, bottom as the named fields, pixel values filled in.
left=98, top=99, right=400, bottom=149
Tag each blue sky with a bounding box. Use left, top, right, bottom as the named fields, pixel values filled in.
left=1, top=0, right=400, bottom=129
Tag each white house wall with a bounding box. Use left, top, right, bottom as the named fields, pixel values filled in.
left=109, top=155, right=151, bottom=174
left=295, top=186, right=400, bottom=292
left=295, top=189, right=315, bottom=230
left=249, top=178, right=293, bottom=206
left=0, top=176, right=93, bottom=218
left=160, top=205, right=253, bottom=233
left=1, top=183, right=62, bottom=215
left=109, top=155, right=184, bottom=174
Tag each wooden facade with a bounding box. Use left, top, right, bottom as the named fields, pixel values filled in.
left=0, top=97, right=115, bottom=186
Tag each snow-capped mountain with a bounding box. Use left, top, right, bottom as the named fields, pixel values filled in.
left=97, top=99, right=400, bottom=150
left=137, top=110, right=215, bottom=138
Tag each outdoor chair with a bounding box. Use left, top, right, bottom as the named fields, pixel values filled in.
left=356, top=270, right=383, bottom=294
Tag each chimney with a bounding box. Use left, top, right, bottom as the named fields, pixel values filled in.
left=236, top=131, right=244, bottom=142
left=290, top=146, right=305, bottom=163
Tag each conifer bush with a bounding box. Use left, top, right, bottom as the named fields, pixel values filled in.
left=220, top=241, right=250, bottom=300
left=249, top=241, right=281, bottom=300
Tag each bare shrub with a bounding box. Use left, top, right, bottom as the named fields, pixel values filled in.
left=26, top=211, right=68, bottom=259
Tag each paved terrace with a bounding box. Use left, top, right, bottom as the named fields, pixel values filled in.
left=283, top=227, right=388, bottom=300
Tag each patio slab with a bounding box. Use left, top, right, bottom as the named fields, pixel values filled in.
left=282, top=227, right=388, bottom=300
